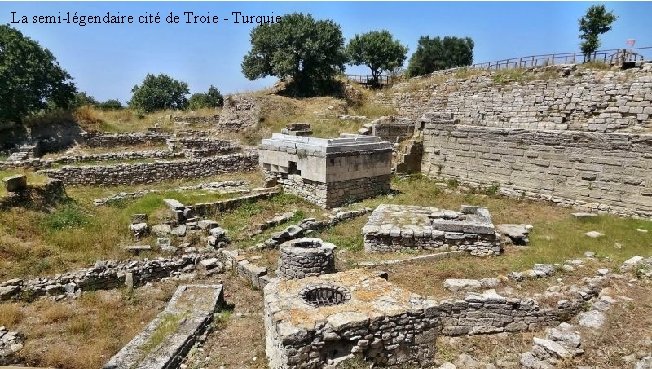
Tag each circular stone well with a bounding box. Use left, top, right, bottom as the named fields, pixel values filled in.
left=277, top=238, right=336, bottom=279
left=299, top=284, right=351, bottom=307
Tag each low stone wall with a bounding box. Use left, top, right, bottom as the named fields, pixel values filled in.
left=50, top=149, right=185, bottom=164
left=81, top=132, right=170, bottom=147
left=170, top=137, right=240, bottom=158
left=172, top=114, right=220, bottom=125
left=218, top=249, right=272, bottom=289
left=0, top=254, right=209, bottom=301
left=185, top=187, right=281, bottom=218
left=421, top=116, right=652, bottom=217
left=94, top=180, right=250, bottom=206
left=39, top=152, right=259, bottom=186
left=103, top=284, right=224, bottom=369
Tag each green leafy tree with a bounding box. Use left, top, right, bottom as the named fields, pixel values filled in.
left=129, top=74, right=189, bottom=112
left=579, top=5, right=617, bottom=61
left=188, top=85, right=224, bottom=110
left=241, top=13, right=347, bottom=96
left=346, top=30, right=407, bottom=87
left=0, top=25, right=76, bottom=123
left=406, top=36, right=474, bottom=77
left=98, top=99, right=122, bottom=110
left=73, top=92, right=98, bottom=107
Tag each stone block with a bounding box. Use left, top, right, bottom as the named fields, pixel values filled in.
left=3, top=175, right=27, bottom=192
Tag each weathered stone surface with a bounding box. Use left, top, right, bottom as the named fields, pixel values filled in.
left=259, top=133, right=392, bottom=208
left=277, top=238, right=336, bottom=279
left=496, top=224, right=532, bottom=245
left=103, top=284, right=224, bottom=369
left=577, top=310, right=605, bottom=328
left=0, top=326, right=24, bottom=365
left=585, top=231, right=604, bottom=239
left=363, top=204, right=501, bottom=256
left=2, top=175, right=27, bottom=192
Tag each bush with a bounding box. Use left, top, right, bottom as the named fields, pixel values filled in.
left=98, top=99, right=123, bottom=110
left=188, top=85, right=223, bottom=110
left=129, top=74, right=189, bottom=113
left=406, top=36, right=474, bottom=77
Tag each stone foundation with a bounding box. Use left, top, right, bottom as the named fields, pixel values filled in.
left=81, top=132, right=170, bottom=147
left=276, top=174, right=391, bottom=208
left=362, top=204, right=501, bottom=256
left=259, top=134, right=392, bottom=208
left=264, top=270, right=438, bottom=369
left=277, top=238, right=336, bottom=279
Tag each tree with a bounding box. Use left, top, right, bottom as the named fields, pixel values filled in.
left=0, top=25, right=76, bottom=123
left=73, top=92, right=98, bottom=107
left=188, top=85, right=224, bottom=110
left=346, top=30, right=407, bottom=87
left=241, top=13, right=347, bottom=96
left=129, top=74, right=189, bottom=112
left=98, top=99, right=122, bottom=110
left=579, top=5, right=617, bottom=61
left=406, top=36, right=474, bottom=77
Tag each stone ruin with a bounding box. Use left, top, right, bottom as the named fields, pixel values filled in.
left=277, top=238, right=336, bottom=279
left=258, top=133, right=392, bottom=208
left=264, top=269, right=438, bottom=369
left=281, top=123, right=313, bottom=136
left=362, top=204, right=502, bottom=256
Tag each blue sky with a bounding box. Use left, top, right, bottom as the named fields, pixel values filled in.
left=4, top=2, right=651, bottom=102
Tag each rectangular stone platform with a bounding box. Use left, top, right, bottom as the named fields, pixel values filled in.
left=258, top=133, right=392, bottom=208
left=362, top=204, right=502, bottom=256
left=264, top=270, right=438, bottom=369
left=103, top=284, right=223, bottom=369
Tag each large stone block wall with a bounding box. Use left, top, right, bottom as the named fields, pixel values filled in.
left=422, top=120, right=652, bottom=217
left=39, top=152, right=258, bottom=186
left=374, top=63, right=652, bottom=132
left=275, top=174, right=391, bottom=208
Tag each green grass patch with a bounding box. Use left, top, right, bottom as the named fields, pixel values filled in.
left=0, top=169, right=50, bottom=197
left=41, top=203, right=89, bottom=231
left=139, top=312, right=187, bottom=358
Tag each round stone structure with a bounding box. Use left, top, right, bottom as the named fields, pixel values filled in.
left=277, top=238, right=336, bottom=279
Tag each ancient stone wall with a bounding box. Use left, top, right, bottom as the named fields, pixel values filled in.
left=370, top=116, right=416, bottom=143
left=421, top=117, right=652, bottom=217
left=217, top=94, right=261, bottom=132
left=0, top=254, right=208, bottom=301
left=276, top=175, right=391, bottom=209
left=374, top=63, right=652, bottom=132
left=81, top=132, right=170, bottom=147
left=39, top=152, right=258, bottom=186
left=363, top=204, right=502, bottom=256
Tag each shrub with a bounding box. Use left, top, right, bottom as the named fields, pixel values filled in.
left=129, top=74, right=189, bottom=112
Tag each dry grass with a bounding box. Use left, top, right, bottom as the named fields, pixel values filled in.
left=74, top=106, right=221, bottom=133
left=0, top=284, right=175, bottom=369
left=183, top=273, right=267, bottom=369
left=315, top=175, right=652, bottom=297
left=0, top=171, right=263, bottom=280
left=0, top=169, right=50, bottom=197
